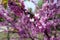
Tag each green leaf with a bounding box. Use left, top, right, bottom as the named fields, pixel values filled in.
left=2, top=0, right=8, bottom=9
left=38, top=0, right=43, bottom=7
left=0, top=17, right=4, bottom=22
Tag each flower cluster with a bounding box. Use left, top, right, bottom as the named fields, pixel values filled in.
left=0, top=0, right=60, bottom=40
